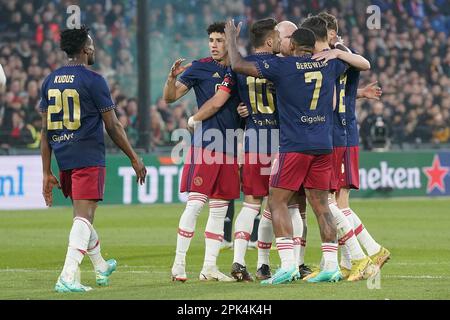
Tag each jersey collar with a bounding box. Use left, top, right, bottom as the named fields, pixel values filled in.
left=211, top=58, right=227, bottom=69
left=253, top=52, right=273, bottom=56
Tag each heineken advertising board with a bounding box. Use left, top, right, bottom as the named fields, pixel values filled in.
left=50, top=151, right=450, bottom=207
left=1, top=151, right=449, bottom=209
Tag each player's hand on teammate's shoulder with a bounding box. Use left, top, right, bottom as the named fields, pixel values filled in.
left=237, top=103, right=249, bottom=118
left=312, top=49, right=340, bottom=63
left=131, top=157, right=147, bottom=185
left=330, top=35, right=345, bottom=48
left=42, top=173, right=61, bottom=207
left=169, top=58, right=192, bottom=79
left=361, top=81, right=382, bottom=100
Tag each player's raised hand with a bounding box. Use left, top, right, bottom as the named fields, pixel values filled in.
left=42, top=173, right=60, bottom=207
left=312, top=49, right=340, bottom=63
left=225, top=19, right=242, bottom=41
left=237, top=103, right=249, bottom=118
left=360, top=81, right=382, bottom=100
left=169, top=58, right=192, bottom=79
left=132, top=157, right=147, bottom=185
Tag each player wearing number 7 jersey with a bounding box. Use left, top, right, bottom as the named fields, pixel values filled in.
left=225, top=19, right=373, bottom=284
left=39, top=26, right=147, bottom=292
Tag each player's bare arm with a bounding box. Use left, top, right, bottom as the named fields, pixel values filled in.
left=312, top=49, right=370, bottom=71
left=101, top=110, right=147, bottom=185
left=225, top=20, right=260, bottom=78
left=163, top=58, right=192, bottom=103
left=189, top=89, right=231, bottom=127
left=357, top=81, right=382, bottom=100
left=40, top=112, right=60, bottom=207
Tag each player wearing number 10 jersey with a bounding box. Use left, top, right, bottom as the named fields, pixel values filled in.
left=40, top=26, right=146, bottom=293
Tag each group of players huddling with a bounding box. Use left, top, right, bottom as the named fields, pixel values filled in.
left=165, top=12, right=390, bottom=285
left=39, top=12, right=391, bottom=293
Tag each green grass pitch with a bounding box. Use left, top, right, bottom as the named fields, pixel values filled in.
left=1, top=198, right=449, bottom=300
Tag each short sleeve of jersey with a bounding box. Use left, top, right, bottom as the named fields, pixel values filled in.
left=178, top=62, right=199, bottom=89
left=218, top=68, right=236, bottom=95
left=39, top=77, right=49, bottom=113
left=89, top=74, right=115, bottom=113
left=255, top=57, right=281, bottom=82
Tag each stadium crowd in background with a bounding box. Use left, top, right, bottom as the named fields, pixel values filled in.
left=0, top=0, right=449, bottom=152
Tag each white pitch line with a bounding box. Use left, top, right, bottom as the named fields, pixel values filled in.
left=384, top=275, right=450, bottom=279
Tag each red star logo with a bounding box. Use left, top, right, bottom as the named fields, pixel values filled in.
left=423, top=155, right=449, bottom=193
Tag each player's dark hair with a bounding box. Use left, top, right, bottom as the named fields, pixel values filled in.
left=291, top=28, right=316, bottom=52
left=299, top=16, right=328, bottom=42
left=207, top=22, right=226, bottom=35
left=60, top=25, right=90, bottom=56
left=249, top=18, right=278, bottom=48
left=317, top=12, right=338, bottom=32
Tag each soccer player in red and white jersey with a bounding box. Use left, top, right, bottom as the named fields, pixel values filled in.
left=164, top=22, right=241, bottom=282
left=316, top=12, right=390, bottom=273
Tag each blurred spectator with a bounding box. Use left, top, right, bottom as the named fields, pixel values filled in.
left=0, top=0, right=449, bottom=152
left=0, top=110, right=33, bottom=149
left=360, top=101, right=392, bottom=151
left=431, top=112, right=450, bottom=144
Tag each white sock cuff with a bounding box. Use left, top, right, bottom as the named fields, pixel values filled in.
left=341, top=207, right=352, bottom=218
left=276, top=237, right=293, bottom=244
left=209, top=199, right=229, bottom=207
left=262, top=209, right=272, bottom=220
left=321, top=242, right=338, bottom=252
left=243, top=202, right=261, bottom=213
left=276, top=238, right=294, bottom=251
left=187, top=192, right=208, bottom=203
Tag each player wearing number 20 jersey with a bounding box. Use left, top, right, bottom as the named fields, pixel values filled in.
left=40, top=26, right=146, bottom=293
left=40, top=65, right=114, bottom=171
left=40, top=65, right=115, bottom=201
